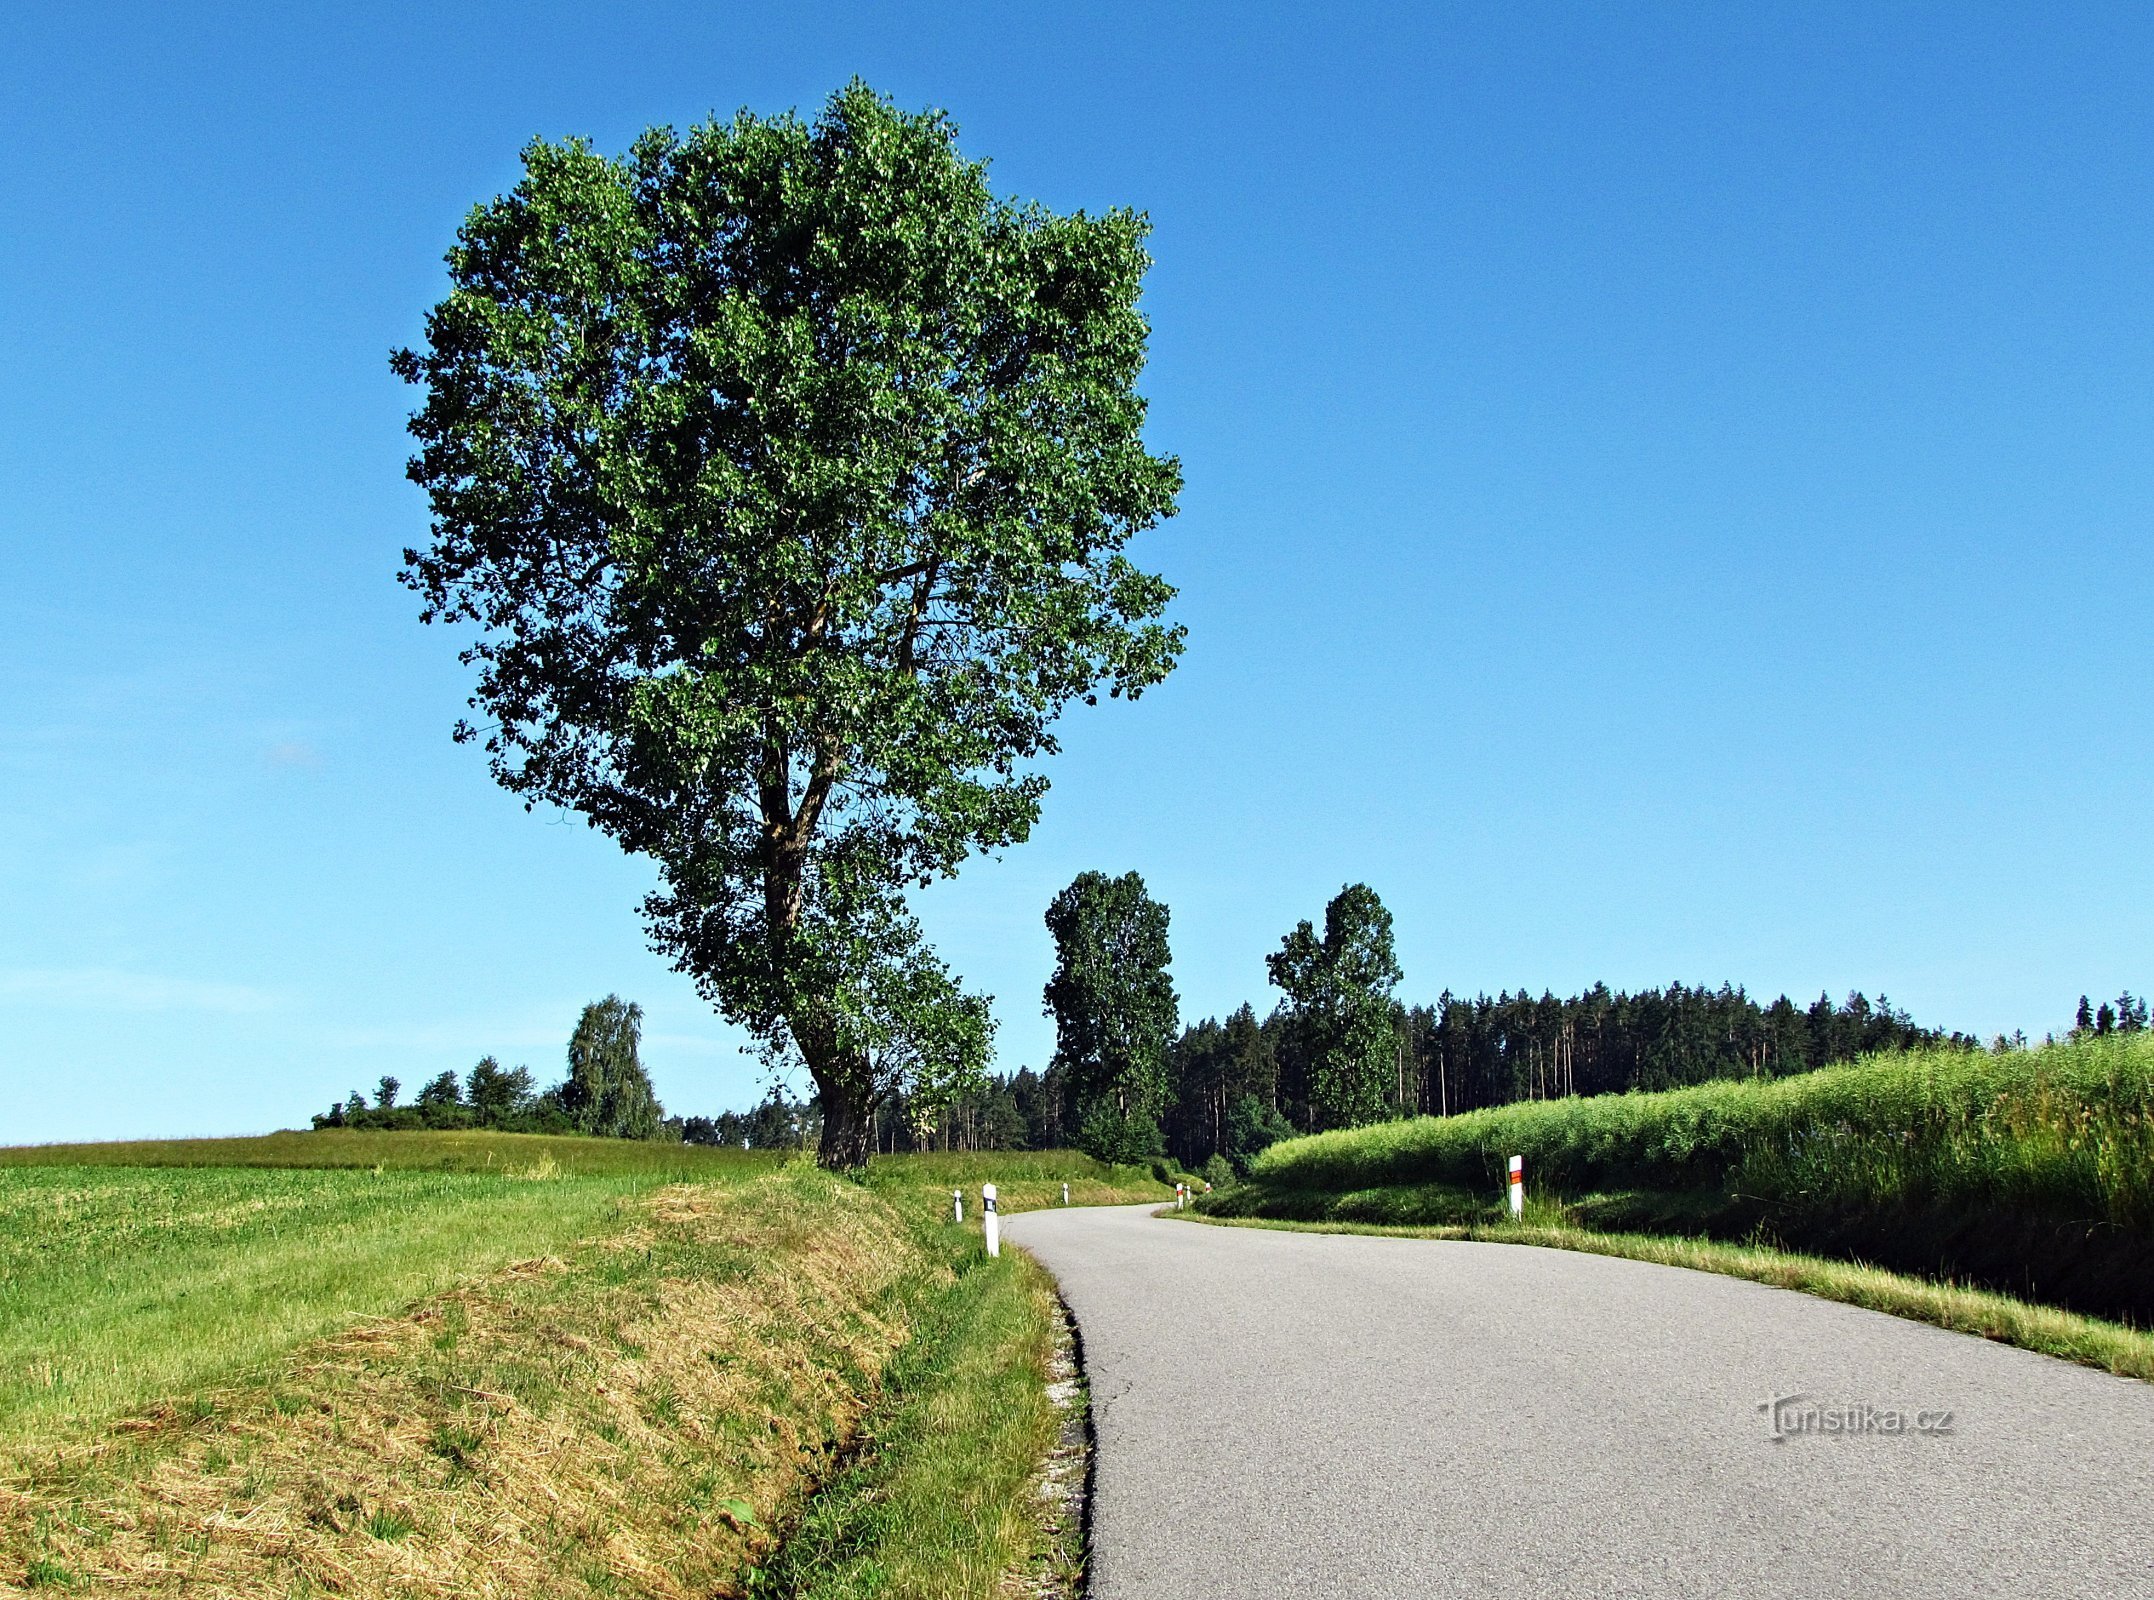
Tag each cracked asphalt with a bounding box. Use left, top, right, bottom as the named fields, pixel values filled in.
left=1001, top=1204, right=2154, bottom=1599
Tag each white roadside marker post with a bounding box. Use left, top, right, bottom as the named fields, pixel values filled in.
left=1507, top=1155, right=1524, bottom=1220
left=982, top=1183, right=1000, bottom=1257
left=1176, top=1181, right=1186, bottom=1210
left=1061, top=1182, right=1069, bottom=1206
left=952, top=1188, right=963, bottom=1225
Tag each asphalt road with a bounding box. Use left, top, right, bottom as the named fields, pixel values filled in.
left=1001, top=1204, right=2154, bottom=1599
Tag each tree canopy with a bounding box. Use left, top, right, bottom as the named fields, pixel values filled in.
left=1043, top=870, right=1178, bottom=1163
left=1267, top=883, right=1402, bottom=1131
left=394, top=82, right=1182, bottom=1166
left=561, top=995, right=666, bottom=1140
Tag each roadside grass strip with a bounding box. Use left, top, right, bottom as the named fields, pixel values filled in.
left=1246, top=1035, right=2154, bottom=1226
left=1177, top=1210, right=2154, bottom=1381
left=753, top=1246, right=1081, bottom=1600
left=1231, top=1034, right=2154, bottom=1326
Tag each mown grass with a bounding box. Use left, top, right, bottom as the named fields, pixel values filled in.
left=1178, top=1208, right=2154, bottom=1382
left=0, top=1163, right=675, bottom=1447
left=0, top=1135, right=1160, bottom=1596
left=2, top=1168, right=932, bottom=1595
left=864, top=1148, right=1164, bottom=1217
left=0, top=1128, right=776, bottom=1178
left=1227, top=1034, right=2154, bottom=1323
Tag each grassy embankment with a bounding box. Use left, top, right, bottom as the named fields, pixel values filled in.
left=0, top=1133, right=1156, bottom=1596
left=1200, top=1034, right=2154, bottom=1374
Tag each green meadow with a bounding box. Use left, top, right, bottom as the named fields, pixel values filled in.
left=0, top=1162, right=668, bottom=1448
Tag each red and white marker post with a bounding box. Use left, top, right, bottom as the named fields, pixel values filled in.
left=1175, top=1181, right=1187, bottom=1210
left=1507, top=1155, right=1524, bottom=1220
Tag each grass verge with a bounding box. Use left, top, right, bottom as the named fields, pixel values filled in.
left=1, top=1146, right=1156, bottom=1596
left=1176, top=1208, right=2154, bottom=1382
left=754, top=1245, right=1081, bottom=1599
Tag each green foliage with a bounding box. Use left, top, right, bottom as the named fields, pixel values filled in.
left=1076, top=1102, right=1164, bottom=1166
left=467, top=1057, right=542, bottom=1125
left=561, top=995, right=669, bottom=1140
left=394, top=81, right=1182, bottom=1168
left=1267, top=883, right=1401, bottom=1130
left=1044, top=870, right=1177, bottom=1161
left=1223, top=1093, right=1294, bottom=1174
left=415, top=1071, right=462, bottom=1109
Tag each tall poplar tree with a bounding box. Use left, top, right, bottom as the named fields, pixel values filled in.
left=1044, top=870, right=1178, bottom=1162
left=1267, top=883, right=1402, bottom=1131
left=394, top=84, right=1183, bottom=1166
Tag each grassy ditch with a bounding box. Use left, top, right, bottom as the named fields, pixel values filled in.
left=755, top=1244, right=1080, bottom=1599
left=0, top=1141, right=1160, bottom=1596
left=1220, top=1034, right=2154, bottom=1324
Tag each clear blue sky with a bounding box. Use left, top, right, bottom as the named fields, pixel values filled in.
left=5, top=3, right=2150, bottom=1143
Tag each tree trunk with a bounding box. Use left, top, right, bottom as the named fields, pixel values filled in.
left=817, top=1084, right=875, bottom=1169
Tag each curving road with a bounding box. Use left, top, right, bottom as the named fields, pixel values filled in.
left=1002, top=1204, right=2154, bottom=1599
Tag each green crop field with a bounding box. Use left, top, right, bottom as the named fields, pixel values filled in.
left=1214, top=1034, right=2154, bottom=1324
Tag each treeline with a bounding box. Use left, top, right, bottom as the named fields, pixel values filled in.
left=871, top=985, right=1965, bottom=1176
left=313, top=996, right=671, bottom=1140
left=341, top=877, right=2117, bottom=1182
left=888, top=873, right=1989, bottom=1186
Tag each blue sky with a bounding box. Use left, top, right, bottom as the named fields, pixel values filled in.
left=4, top=3, right=2150, bottom=1143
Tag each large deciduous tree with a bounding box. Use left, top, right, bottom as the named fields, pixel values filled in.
left=1267, top=883, right=1402, bottom=1131
left=1044, top=870, right=1177, bottom=1163
left=394, top=84, right=1183, bottom=1167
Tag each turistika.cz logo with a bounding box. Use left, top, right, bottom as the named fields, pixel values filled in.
left=1758, top=1392, right=1956, bottom=1442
